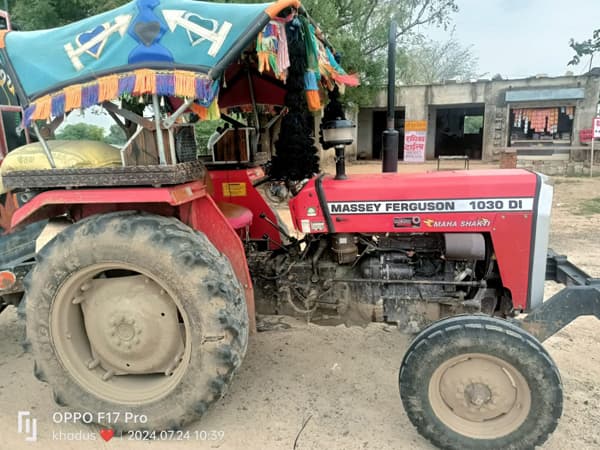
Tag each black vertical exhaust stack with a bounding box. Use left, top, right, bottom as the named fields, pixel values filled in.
left=382, top=20, right=399, bottom=173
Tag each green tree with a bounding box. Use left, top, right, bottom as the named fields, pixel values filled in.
left=568, top=29, right=600, bottom=71
left=55, top=123, right=105, bottom=141
left=398, top=34, right=479, bottom=84
left=9, top=0, right=128, bottom=30
left=195, top=119, right=226, bottom=156
left=103, top=124, right=126, bottom=145
left=297, top=0, right=459, bottom=105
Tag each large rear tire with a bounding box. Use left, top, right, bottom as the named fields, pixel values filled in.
left=399, top=315, right=562, bottom=450
left=25, top=212, right=248, bottom=431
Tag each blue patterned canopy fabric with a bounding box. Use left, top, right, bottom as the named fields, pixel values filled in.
left=3, top=0, right=273, bottom=100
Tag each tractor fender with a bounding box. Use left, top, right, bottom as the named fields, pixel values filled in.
left=10, top=181, right=207, bottom=230
left=11, top=181, right=256, bottom=331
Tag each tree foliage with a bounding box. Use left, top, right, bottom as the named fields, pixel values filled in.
left=398, top=35, right=479, bottom=84
left=299, top=0, right=459, bottom=105
left=9, top=0, right=127, bottom=30
left=194, top=119, right=226, bottom=155
left=568, top=29, right=600, bottom=71
left=55, top=123, right=105, bottom=141
left=103, top=124, right=126, bottom=145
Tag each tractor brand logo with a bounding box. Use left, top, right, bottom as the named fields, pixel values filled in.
left=423, top=218, right=491, bottom=228
left=423, top=219, right=456, bottom=228
left=328, top=198, right=533, bottom=215
left=460, top=218, right=491, bottom=228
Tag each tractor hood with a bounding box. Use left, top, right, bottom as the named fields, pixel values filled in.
left=289, top=169, right=541, bottom=234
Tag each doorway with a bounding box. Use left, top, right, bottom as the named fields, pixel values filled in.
left=372, top=110, right=405, bottom=159
left=434, top=106, right=484, bottom=159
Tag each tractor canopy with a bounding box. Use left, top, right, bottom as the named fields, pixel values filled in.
left=0, top=0, right=357, bottom=125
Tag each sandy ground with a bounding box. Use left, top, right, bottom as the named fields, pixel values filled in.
left=1, top=162, right=599, bottom=450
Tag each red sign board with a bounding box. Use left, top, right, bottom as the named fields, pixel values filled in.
left=580, top=129, right=593, bottom=142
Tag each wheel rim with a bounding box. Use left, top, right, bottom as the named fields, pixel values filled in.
left=50, top=262, right=192, bottom=405
left=428, top=353, right=531, bottom=439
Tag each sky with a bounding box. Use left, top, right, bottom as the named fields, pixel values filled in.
left=424, top=0, right=600, bottom=79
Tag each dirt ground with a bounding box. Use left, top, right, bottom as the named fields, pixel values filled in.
left=1, top=161, right=599, bottom=450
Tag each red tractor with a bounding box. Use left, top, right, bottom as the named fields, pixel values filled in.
left=0, top=1, right=597, bottom=449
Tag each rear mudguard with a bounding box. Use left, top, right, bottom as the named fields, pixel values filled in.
left=9, top=181, right=256, bottom=331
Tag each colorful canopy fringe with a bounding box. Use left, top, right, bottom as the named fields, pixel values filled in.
left=256, top=18, right=290, bottom=81
left=256, top=17, right=359, bottom=113
left=24, top=69, right=219, bottom=125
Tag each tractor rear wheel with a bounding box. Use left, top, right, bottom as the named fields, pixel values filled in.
left=25, top=212, right=248, bottom=431
left=399, top=315, right=562, bottom=450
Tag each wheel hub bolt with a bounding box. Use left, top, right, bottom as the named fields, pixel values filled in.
left=465, top=382, right=492, bottom=407
left=109, top=314, right=143, bottom=352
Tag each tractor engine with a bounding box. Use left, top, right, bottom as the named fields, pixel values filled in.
left=250, top=232, right=501, bottom=331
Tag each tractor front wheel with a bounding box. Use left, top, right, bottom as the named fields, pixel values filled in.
left=25, top=212, right=248, bottom=431
left=399, top=315, right=562, bottom=450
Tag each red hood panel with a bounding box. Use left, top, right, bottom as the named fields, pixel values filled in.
left=289, top=169, right=538, bottom=234
left=322, top=170, right=537, bottom=201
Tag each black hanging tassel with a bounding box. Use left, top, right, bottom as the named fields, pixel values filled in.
left=270, top=16, right=319, bottom=181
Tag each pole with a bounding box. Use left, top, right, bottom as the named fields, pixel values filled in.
left=591, top=137, right=595, bottom=178
left=152, top=94, right=167, bottom=165
left=382, top=20, right=399, bottom=173
left=334, top=145, right=347, bottom=180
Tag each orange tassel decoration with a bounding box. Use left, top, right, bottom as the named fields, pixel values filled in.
left=98, top=75, right=119, bottom=103
left=133, top=69, right=156, bottom=96
left=64, top=85, right=82, bottom=112
left=174, top=71, right=196, bottom=98
left=31, top=95, right=51, bottom=121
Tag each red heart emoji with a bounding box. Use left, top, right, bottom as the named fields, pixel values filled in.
left=100, top=429, right=114, bottom=441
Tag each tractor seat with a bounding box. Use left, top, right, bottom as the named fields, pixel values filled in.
left=204, top=174, right=253, bottom=230
left=215, top=201, right=253, bottom=230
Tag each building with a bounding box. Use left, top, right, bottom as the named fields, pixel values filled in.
left=354, top=72, right=600, bottom=163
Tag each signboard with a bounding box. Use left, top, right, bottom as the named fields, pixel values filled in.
left=594, top=117, right=600, bottom=138
left=404, top=120, right=427, bottom=163
left=580, top=129, right=593, bottom=143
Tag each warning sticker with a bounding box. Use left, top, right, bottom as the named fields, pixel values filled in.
left=222, top=182, right=247, bottom=197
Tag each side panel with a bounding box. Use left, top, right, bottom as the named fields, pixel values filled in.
left=208, top=168, right=282, bottom=247
left=489, top=214, right=534, bottom=310
left=528, top=174, right=553, bottom=310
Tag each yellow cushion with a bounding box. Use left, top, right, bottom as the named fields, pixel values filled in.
left=0, top=140, right=121, bottom=193
left=1, top=140, right=121, bottom=173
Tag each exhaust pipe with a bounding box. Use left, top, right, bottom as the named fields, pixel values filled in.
left=382, top=20, right=399, bottom=173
